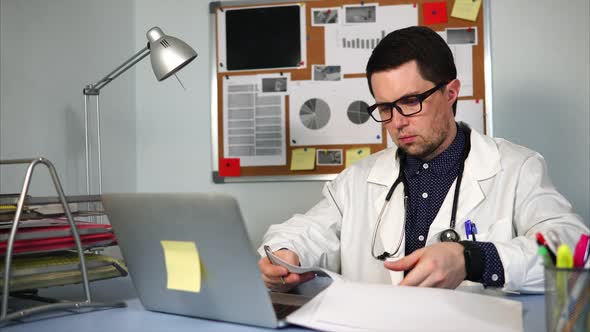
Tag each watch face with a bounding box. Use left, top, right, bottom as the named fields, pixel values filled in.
left=440, top=229, right=460, bottom=242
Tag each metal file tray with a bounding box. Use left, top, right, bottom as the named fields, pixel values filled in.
left=0, top=158, right=125, bottom=325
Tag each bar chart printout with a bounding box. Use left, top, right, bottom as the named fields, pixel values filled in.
left=342, top=30, right=386, bottom=49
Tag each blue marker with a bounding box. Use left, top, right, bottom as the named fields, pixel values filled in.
left=464, top=220, right=472, bottom=240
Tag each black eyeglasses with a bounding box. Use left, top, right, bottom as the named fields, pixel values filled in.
left=367, top=82, right=448, bottom=122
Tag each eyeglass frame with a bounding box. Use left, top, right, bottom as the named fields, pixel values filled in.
left=367, top=81, right=450, bottom=122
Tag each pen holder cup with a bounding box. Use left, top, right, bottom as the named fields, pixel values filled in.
left=544, top=266, right=590, bottom=332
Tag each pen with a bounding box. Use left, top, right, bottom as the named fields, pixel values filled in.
left=546, top=230, right=562, bottom=253
left=537, top=246, right=554, bottom=267
left=263, top=245, right=286, bottom=285
left=471, top=222, right=477, bottom=242
left=464, top=220, right=472, bottom=240
left=536, top=233, right=557, bottom=264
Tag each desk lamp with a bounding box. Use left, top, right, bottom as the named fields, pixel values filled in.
left=83, top=27, right=197, bottom=197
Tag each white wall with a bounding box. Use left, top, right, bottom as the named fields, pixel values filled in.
left=0, top=0, right=136, bottom=196
left=1, top=1, right=587, bottom=249
left=134, top=0, right=590, bottom=246
left=490, top=0, right=590, bottom=224
left=133, top=0, right=324, bottom=248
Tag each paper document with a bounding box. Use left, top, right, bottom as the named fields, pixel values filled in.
left=289, top=78, right=382, bottom=146
left=438, top=31, right=473, bottom=97
left=222, top=74, right=287, bottom=166
left=264, top=245, right=339, bottom=279
left=456, top=99, right=484, bottom=133
left=287, top=282, right=523, bottom=332
left=264, top=247, right=522, bottom=332
left=324, top=5, right=418, bottom=74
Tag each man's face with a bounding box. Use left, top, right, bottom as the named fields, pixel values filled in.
left=370, top=60, right=459, bottom=160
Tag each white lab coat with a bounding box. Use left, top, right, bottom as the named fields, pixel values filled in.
left=259, top=128, right=588, bottom=292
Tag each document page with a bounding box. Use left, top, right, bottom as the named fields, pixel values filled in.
left=264, top=245, right=342, bottom=280
left=288, top=281, right=523, bottom=332
left=266, top=246, right=522, bottom=332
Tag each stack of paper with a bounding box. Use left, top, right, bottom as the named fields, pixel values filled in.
left=0, top=253, right=127, bottom=291
left=287, top=282, right=522, bottom=332
left=266, top=249, right=523, bottom=332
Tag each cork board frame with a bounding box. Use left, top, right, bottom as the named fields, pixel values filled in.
left=209, top=0, right=490, bottom=183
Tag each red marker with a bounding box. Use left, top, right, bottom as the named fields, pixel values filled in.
left=535, top=232, right=547, bottom=246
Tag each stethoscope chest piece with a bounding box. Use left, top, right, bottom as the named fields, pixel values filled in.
left=439, top=229, right=460, bottom=242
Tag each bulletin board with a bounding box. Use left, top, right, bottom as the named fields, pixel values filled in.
left=209, top=0, right=490, bottom=183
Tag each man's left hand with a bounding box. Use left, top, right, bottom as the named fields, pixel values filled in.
left=384, top=242, right=466, bottom=289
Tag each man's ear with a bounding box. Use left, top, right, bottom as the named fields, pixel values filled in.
left=446, top=79, right=461, bottom=107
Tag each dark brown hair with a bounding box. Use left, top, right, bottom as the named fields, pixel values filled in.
left=366, top=26, right=458, bottom=114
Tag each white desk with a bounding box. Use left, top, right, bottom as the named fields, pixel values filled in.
left=1, top=277, right=545, bottom=332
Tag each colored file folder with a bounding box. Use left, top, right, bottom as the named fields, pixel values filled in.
left=0, top=220, right=112, bottom=241
left=0, top=232, right=117, bottom=255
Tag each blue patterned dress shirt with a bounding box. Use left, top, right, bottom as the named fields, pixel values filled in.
left=402, top=124, right=505, bottom=287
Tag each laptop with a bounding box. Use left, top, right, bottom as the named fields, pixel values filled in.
left=102, top=192, right=311, bottom=328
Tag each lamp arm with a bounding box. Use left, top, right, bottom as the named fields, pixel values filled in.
left=84, top=45, right=150, bottom=95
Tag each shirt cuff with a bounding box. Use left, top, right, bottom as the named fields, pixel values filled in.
left=473, top=241, right=505, bottom=287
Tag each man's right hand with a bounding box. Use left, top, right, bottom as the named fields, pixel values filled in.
left=258, top=249, right=316, bottom=292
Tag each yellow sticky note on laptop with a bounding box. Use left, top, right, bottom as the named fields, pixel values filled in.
left=346, top=147, right=371, bottom=168
left=290, top=148, right=316, bottom=170
left=451, top=0, right=482, bottom=22
left=161, top=240, right=201, bottom=293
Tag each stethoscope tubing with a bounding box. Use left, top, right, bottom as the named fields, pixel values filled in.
left=370, top=124, right=472, bottom=261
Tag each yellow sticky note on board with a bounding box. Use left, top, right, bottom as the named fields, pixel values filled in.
left=451, top=0, right=482, bottom=22
left=290, top=148, right=316, bottom=170
left=346, top=147, right=371, bottom=168
left=161, top=240, right=201, bottom=293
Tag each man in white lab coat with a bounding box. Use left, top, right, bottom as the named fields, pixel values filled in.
left=257, top=26, right=588, bottom=293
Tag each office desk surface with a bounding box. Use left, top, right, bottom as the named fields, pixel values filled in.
left=2, top=276, right=545, bottom=332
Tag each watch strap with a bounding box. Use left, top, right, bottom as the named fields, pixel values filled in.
left=459, top=240, right=484, bottom=282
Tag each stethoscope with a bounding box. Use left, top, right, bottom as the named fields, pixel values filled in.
left=371, top=124, right=472, bottom=261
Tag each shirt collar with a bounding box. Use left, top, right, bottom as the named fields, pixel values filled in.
left=404, top=123, right=466, bottom=178
left=367, top=122, right=502, bottom=187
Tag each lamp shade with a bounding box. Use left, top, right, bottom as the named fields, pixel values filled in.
left=146, top=27, right=197, bottom=81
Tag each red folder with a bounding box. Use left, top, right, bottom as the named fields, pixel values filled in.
left=0, top=221, right=112, bottom=241
left=0, top=233, right=117, bottom=255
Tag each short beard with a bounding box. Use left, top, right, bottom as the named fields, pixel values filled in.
left=399, top=142, right=438, bottom=160
left=400, top=131, right=447, bottom=160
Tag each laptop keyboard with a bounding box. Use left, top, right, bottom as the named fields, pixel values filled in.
left=273, top=303, right=301, bottom=319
